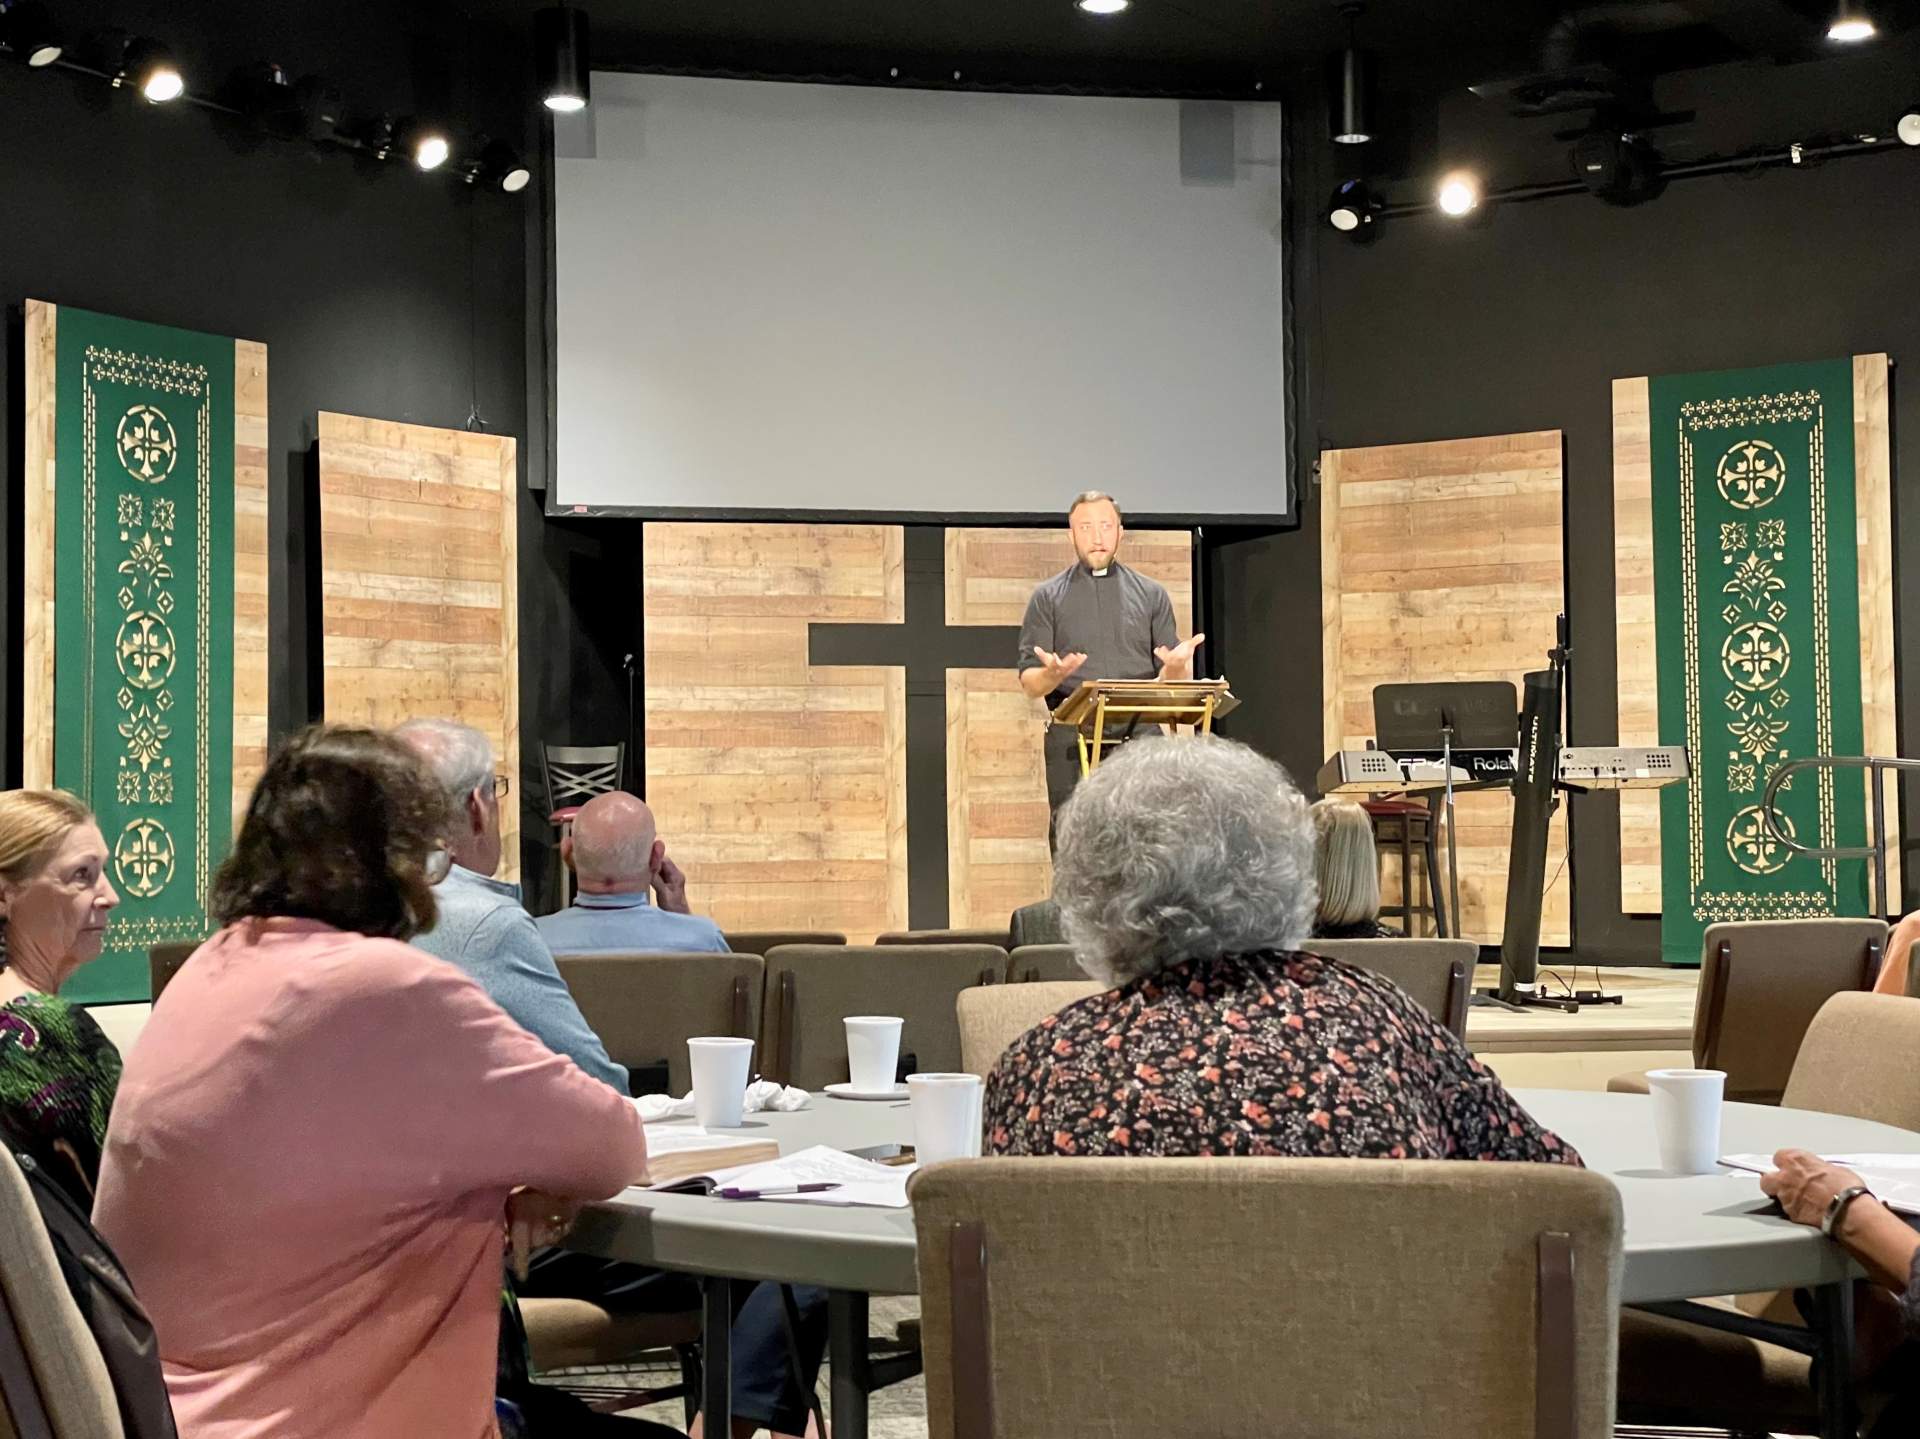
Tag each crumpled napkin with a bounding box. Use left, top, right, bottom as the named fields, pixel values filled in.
left=633, top=1079, right=811, bottom=1123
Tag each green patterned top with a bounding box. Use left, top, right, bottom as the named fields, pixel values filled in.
left=0, top=990, right=123, bottom=1202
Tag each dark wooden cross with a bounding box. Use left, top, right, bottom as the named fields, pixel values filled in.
left=809, top=527, right=1021, bottom=928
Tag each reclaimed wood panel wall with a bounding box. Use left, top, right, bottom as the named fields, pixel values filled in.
left=316, top=413, right=522, bottom=880
left=942, top=527, right=1195, bottom=927
left=1320, top=431, right=1570, bottom=946
left=642, top=524, right=907, bottom=939
left=1612, top=357, right=1898, bottom=916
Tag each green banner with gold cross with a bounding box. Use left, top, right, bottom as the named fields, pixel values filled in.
left=43, top=307, right=238, bottom=1002
left=1650, top=359, right=1871, bottom=966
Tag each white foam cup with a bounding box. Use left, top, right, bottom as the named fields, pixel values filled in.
left=908, top=1073, right=985, bottom=1165
left=1645, top=1067, right=1726, bottom=1175
left=687, top=1036, right=754, bottom=1128
left=844, top=1016, right=904, bottom=1093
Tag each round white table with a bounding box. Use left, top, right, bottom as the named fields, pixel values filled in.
left=566, top=1089, right=1920, bottom=1437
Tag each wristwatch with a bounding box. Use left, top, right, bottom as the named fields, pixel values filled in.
left=1821, top=1184, right=1873, bottom=1238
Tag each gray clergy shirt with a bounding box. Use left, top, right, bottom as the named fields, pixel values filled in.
left=1017, top=560, right=1178, bottom=710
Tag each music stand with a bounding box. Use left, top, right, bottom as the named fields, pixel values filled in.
left=1371, top=681, right=1518, bottom=947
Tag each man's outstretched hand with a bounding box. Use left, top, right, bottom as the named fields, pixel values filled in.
left=1154, top=632, right=1206, bottom=681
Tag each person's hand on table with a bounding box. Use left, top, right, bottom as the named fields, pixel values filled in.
left=1760, top=1148, right=1865, bottom=1227
left=506, top=1189, right=585, bottom=1281
left=652, top=851, right=691, bottom=915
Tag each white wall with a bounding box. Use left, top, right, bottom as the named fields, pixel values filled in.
left=555, top=75, right=1288, bottom=519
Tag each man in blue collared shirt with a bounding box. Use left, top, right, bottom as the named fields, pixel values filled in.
left=536, top=792, right=728, bottom=955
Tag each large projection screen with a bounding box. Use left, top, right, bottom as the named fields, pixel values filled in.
left=553, top=75, right=1287, bottom=521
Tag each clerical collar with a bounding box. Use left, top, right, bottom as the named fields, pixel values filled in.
left=1091, top=567, right=1109, bottom=577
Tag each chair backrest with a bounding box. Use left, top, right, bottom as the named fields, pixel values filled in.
left=912, top=1158, right=1622, bottom=1439
left=956, top=982, right=1105, bottom=1077
left=1003, top=944, right=1087, bottom=985
left=1007, top=900, right=1065, bottom=949
left=720, top=931, right=847, bottom=957
left=555, top=952, right=765, bottom=1094
left=1302, top=937, right=1477, bottom=1038
left=0, top=1152, right=125, bottom=1439
left=146, top=942, right=198, bottom=1003
left=1695, top=918, right=1887, bottom=1104
left=876, top=928, right=1014, bottom=950
left=1781, top=991, right=1920, bottom=1128
left=761, top=945, right=1007, bottom=1089
left=540, top=743, right=626, bottom=814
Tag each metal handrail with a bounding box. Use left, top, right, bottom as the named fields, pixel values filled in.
left=1761, top=754, right=1920, bottom=922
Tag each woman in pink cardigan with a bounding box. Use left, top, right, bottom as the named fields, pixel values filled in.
left=94, top=726, right=650, bottom=1439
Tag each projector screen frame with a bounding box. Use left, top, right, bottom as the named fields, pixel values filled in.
left=527, top=65, right=1304, bottom=530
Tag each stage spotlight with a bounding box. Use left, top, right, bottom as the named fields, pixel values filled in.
left=466, top=138, right=532, bottom=194
left=1436, top=171, right=1482, bottom=217
left=1897, top=108, right=1920, bottom=146
left=1570, top=130, right=1664, bottom=206
left=536, top=6, right=591, bottom=113
left=398, top=118, right=452, bottom=171
left=118, top=37, right=183, bottom=103
left=1327, top=179, right=1381, bottom=240
left=1828, top=2, right=1875, bottom=42
left=1078, top=0, right=1131, bottom=13
left=0, top=2, right=63, bottom=67
left=1328, top=46, right=1374, bottom=143
left=291, top=75, right=342, bottom=144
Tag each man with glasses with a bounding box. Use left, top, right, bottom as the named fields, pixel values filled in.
left=1017, top=491, right=1205, bottom=822
left=395, top=718, right=627, bottom=1093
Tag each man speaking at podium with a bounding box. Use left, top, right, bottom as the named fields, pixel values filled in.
left=1017, top=490, right=1205, bottom=820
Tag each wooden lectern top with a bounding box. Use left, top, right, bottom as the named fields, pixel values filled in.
left=1049, top=678, right=1239, bottom=734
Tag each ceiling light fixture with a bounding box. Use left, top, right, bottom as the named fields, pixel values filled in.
left=1077, top=0, right=1131, bottom=12
left=1570, top=130, right=1665, bottom=206
left=1898, top=107, right=1920, bottom=146
left=397, top=118, right=451, bottom=171
left=1828, top=2, right=1876, bottom=42
left=118, top=36, right=184, bottom=103
left=0, top=2, right=62, bottom=67
left=536, top=6, right=591, bottom=112
left=467, top=138, right=533, bottom=194
left=1327, top=178, right=1382, bottom=239
left=1328, top=3, right=1373, bottom=144
left=1436, top=170, right=1482, bottom=217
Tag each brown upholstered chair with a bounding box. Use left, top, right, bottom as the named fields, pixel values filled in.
left=913, top=1158, right=1623, bottom=1439
left=553, top=952, right=763, bottom=1094
left=760, top=944, right=1005, bottom=1088
left=148, top=940, right=199, bottom=1002
left=1303, top=936, right=1476, bottom=1038
left=0, top=1151, right=127, bottom=1437
left=1607, top=918, right=1887, bottom=1103
left=1007, top=899, right=1065, bottom=949
left=720, top=930, right=846, bottom=956
left=956, top=982, right=1104, bottom=1077
left=1616, top=992, right=1920, bottom=1435
left=876, top=927, right=1014, bottom=950
left=518, top=1299, right=702, bottom=1422
left=1004, top=943, right=1088, bottom=984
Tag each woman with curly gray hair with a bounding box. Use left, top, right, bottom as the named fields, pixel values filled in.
left=983, top=737, right=1579, bottom=1165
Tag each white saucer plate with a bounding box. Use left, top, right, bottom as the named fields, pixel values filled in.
left=823, top=1081, right=911, bottom=1101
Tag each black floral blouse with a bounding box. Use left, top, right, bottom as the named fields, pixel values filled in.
left=985, top=950, right=1582, bottom=1165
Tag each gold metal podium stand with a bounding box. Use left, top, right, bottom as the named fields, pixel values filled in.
left=1050, top=679, right=1240, bottom=777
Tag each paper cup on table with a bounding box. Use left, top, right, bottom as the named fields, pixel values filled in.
left=908, top=1073, right=985, bottom=1165
left=1646, top=1067, right=1726, bottom=1174
left=687, top=1037, right=754, bottom=1128
left=844, top=1016, right=904, bottom=1092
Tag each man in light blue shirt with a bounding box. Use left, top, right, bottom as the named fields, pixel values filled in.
left=537, top=792, right=728, bottom=955
left=395, top=718, right=628, bottom=1094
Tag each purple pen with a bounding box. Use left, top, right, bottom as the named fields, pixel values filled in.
left=716, top=1183, right=841, bottom=1200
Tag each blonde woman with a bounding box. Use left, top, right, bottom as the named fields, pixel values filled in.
left=1310, top=798, right=1397, bottom=940
left=0, top=789, right=122, bottom=1203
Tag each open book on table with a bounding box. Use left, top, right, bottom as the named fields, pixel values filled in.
left=644, top=1143, right=918, bottom=1208
left=1720, top=1153, right=1920, bottom=1218
left=640, top=1123, right=781, bottom=1187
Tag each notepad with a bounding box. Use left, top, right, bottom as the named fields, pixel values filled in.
left=648, top=1144, right=918, bottom=1207
left=1719, top=1153, right=1920, bottom=1217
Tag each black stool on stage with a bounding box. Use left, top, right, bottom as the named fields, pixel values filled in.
left=1362, top=799, right=1445, bottom=938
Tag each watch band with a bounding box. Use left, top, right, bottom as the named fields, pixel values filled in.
left=1821, top=1184, right=1873, bottom=1238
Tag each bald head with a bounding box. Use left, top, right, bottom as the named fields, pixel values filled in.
left=568, top=792, right=661, bottom=893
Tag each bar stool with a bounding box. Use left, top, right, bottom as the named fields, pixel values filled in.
left=1362, top=799, right=1445, bottom=937
left=539, top=742, right=626, bottom=910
